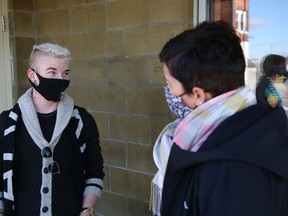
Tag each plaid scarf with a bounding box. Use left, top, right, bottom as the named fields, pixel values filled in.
left=173, top=86, right=256, bottom=151
left=150, top=118, right=181, bottom=215
left=151, top=86, right=256, bottom=216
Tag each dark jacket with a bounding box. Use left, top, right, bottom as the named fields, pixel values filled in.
left=0, top=103, right=104, bottom=215
left=162, top=102, right=288, bottom=216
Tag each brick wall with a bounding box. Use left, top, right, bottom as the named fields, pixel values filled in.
left=8, top=0, right=194, bottom=215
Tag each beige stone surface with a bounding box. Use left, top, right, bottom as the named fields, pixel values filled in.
left=13, top=12, right=33, bottom=36
left=108, top=57, right=148, bottom=85
left=89, top=86, right=126, bottom=112
left=110, top=167, right=151, bottom=200
left=71, top=59, right=107, bottom=84
left=127, top=87, right=170, bottom=116
left=71, top=4, right=106, bottom=32
left=110, top=114, right=150, bottom=144
left=107, top=0, right=148, bottom=28
left=127, top=143, right=156, bottom=173
left=38, top=10, right=70, bottom=35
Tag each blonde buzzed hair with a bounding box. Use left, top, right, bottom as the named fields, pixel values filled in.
left=29, top=43, right=71, bottom=67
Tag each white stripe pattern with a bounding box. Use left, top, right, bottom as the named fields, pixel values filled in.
left=84, top=178, right=103, bottom=198
left=3, top=153, right=13, bottom=161
left=8, top=111, right=18, bottom=121
left=73, top=109, right=83, bottom=139
left=80, top=143, right=86, bottom=153
left=4, top=126, right=16, bottom=136
left=86, top=178, right=103, bottom=187
left=3, top=170, right=14, bottom=201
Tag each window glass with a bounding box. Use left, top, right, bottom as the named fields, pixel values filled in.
left=208, top=0, right=288, bottom=111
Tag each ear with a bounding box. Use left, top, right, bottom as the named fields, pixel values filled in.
left=192, top=87, right=212, bottom=105
left=27, top=68, right=36, bottom=82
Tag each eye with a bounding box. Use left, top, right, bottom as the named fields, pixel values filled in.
left=64, top=71, right=70, bottom=76
left=48, top=71, right=57, bottom=75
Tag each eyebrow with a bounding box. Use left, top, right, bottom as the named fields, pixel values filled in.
left=45, top=67, right=70, bottom=72
left=45, top=67, right=57, bottom=71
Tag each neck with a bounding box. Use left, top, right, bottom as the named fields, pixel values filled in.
left=32, top=89, right=58, bottom=113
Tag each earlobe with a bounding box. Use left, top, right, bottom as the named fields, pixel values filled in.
left=196, top=100, right=203, bottom=106
left=192, top=87, right=206, bottom=104
left=27, top=68, right=33, bottom=78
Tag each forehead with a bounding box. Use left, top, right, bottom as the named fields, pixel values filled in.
left=163, top=64, right=170, bottom=76
left=163, top=64, right=175, bottom=80
left=32, top=52, right=69, bottom=70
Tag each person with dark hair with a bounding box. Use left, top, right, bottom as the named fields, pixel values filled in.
left=153, top=21, right=288, bottom=216
left=256, top=54, right=288, bottom=107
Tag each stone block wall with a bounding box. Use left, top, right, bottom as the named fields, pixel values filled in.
left=8, top=0, right=194, bottom=215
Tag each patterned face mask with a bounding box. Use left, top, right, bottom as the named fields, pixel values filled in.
left=164, top=85, right=193, bottom=118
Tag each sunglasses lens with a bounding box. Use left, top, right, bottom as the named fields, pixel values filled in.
left=48, top=161, right=60, bottom=174
left=41, top=147, right=60, bottom=174
left=41, top=147, right=52, bottom=158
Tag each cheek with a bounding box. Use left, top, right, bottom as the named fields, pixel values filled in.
left=168, top=83, right=185, bottom=96
left=181, top=96, right=189, bottom=106
left=167, top=85, right=177, bottom=96
left=181, top=95, right=197, bottom=109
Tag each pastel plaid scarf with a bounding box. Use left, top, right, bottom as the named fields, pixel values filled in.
left=151, top=86, right=256, bottom=216
left=150, top=118, right=181, bottom=216
left=173, top=86, right=257, bottom=151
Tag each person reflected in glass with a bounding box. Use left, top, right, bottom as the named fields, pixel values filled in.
left=256, top=54, right=288, bottom=107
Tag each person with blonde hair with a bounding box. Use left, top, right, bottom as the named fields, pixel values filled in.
left=0, top=43, right=104, bottom=216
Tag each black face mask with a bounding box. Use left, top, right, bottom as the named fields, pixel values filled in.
left=29, top=72, right=70, bottom=102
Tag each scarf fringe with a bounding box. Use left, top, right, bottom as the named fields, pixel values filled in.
left=150, top=181, right=162, bottom=216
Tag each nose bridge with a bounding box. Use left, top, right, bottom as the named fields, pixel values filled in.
left=56, top=72, right=65, bottom=79
left=59, top=73, right=65, bottom=79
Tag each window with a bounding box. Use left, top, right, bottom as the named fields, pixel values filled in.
left=207, top=0, right=288, bottom=111
left=236, top=10, right=247, bottom=33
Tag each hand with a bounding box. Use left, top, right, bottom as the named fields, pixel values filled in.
left=80, top=212, right=91, bottom=216
left=79, top=207, right=95, bottom=216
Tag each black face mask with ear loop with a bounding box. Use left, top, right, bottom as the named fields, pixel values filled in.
left=29, top=69, right=70, bottom=102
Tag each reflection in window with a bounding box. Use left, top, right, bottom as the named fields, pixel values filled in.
left=209, top=0, right=251, bottom=88
left=208, top=0, right=288, bottom=111
left=236, top=10, right=247, bottom=33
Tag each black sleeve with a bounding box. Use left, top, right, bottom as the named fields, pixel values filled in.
left=0, top=114, right=4, bottom=205
left=78, top=108, right=104, bottom=180
left=197, top=160, right=283, bottom=216
left=0, top=114, right=3, bottom=146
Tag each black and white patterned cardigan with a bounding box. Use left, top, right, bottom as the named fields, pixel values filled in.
left=0, top=88, right=104, bottom=215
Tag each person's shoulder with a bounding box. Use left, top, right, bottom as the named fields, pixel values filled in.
left=253, top=102, right=287, bottom=118
left=0, top=103, right=20, bottom=117
left=73, top=105, right=96, bottom=122
left=229, top=102, right=287, bottom=127
left=74, top=105, right=85, bottom=111
left=73, top=105, right=90, bottom=115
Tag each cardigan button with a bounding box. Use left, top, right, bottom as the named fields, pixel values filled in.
left=43, top=167, right=49, bottom=174
left=43, top=187, right=49, bottom=193
left=42, top=206, right=48, bottom=213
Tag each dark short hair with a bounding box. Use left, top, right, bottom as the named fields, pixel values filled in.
left=159, top=21, right=245, bottom=97
left=262, top=54, right=287, bottom=77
